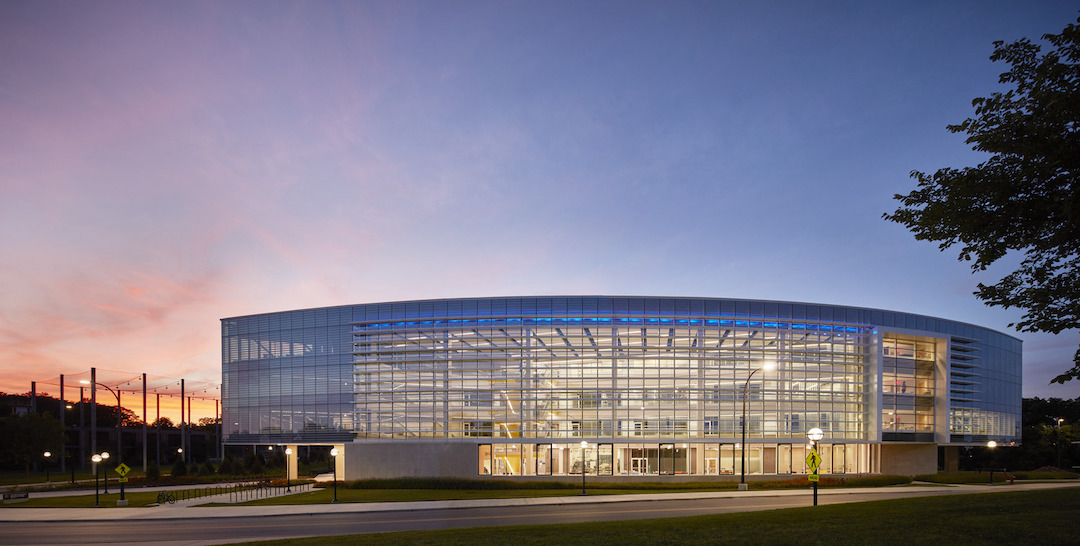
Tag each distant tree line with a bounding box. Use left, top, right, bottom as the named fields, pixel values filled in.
left=0, top=391, right=220, bottom=475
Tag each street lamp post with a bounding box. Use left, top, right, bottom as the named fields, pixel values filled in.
left=100, top=451, right=110, bottom=493
left=81, top=379, right=123, bottom=480
left=807, top=427, right=824, bottom=506
left=91, top=453, right=103, bottom=507
left=284, top=447, right=293, bottom=492
left=580, top=441, right=588, bottom=496
left=740, top=362, right=775, bottom=490
left=329, top=448, right=339, bottom=503
left=43, top=451, right=51, bottom=483
left=1057, top=418, right=1066, bottom=469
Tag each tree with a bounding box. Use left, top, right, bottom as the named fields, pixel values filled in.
left=885, top=16, right=1080, bottom=383
left=0, top=412, right=65, bottom=477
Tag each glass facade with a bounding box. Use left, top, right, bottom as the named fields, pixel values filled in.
left=354, top=316, right=872, bottom=441
left=222, top=307, right=354, bottom=443
left=222, top=296, right=1023, bottom=476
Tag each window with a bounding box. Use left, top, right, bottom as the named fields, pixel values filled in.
left=704, top=420, right=719, bottom=436
left=478, top=444, right=491, bottom=475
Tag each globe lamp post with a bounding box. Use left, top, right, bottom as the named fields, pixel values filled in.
left=100, top=451, right=110, bottom=494
left=330, top=448, right=339, bottom=503
left=284, top=447, right=293, bottom=492
left=91, top=454, right=103, bottom=507
left=580, top=441, right=588, bottom=496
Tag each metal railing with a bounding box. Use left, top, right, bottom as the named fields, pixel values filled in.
left=227, top=480, right=309, bottom=503
left=152, top=480, right=309, bottom=505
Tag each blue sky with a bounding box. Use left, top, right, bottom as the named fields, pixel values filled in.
left=1, top=0, right=1077, bottom=413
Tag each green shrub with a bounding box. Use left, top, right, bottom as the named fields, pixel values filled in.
left=914, top=471, right=1009, bottom=484
left=198, top=461, right=215, bottom=476
left=842, top=474, right=912, bottom=487
left=242, top=452, right=263, bottom=475
left=217, top=456, right=235, bottom=475
left=1010, top=471, right=1080, bottom=480
left=171, top=457, right=188, bottom=477
left=146, top=464, right=161, bottom=480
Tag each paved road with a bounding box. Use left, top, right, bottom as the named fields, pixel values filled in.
left=1, top=482, right=1077, bottom=545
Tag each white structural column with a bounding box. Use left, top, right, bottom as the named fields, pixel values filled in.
left=334, top=443, right=346, bottom=480
left=286, top=444, right=298, bottom=480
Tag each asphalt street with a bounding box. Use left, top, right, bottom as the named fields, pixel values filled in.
left=1, top=481, right=1077, bottom=545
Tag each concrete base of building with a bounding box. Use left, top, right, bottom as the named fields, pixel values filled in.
left=343, top=442, right=478, bottom=480
left=879, top=443, right=937, bottom=476
left=337, top=441, right=898, bottom=481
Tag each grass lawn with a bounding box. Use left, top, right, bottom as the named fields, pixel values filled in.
left=0, top=485, right=236, bottom=508
left=247, top=486, right=1080, bottom=545
left=2, top=490, right=170, bottom=508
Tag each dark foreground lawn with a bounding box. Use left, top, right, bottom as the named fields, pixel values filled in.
left=251, top=486, right=1080, bottom=545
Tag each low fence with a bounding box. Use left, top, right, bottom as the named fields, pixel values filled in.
left=227, top=479, right=301, bottom=503
left=154, top=480, right=309, bottom=505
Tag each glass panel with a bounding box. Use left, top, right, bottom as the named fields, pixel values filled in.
left=660, top=443, right=675, bottom=475
left=704, top=444, right=720, bottom=475
left=792, top=444, right=807, bottom=474
left=778, top=444, right=792, bottom=474
left=746, top=446, right=762, bottom=474
left=720, top=444, right=735, bottom=475
left=535, top=444, right=551, bottom=475
left=551, top=444, right=567, bottom=475
left=478, top=444, right=491, bottom=475
left=493, top=444, right=520, bottom=475
left=599, top=444, right=613, bottom=475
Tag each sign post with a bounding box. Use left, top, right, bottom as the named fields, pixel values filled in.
left=115, top=463, right=131, bottom=506
left=807, top=451, right=820, bottom=504
left=806, top=449, right=821, bottom=505
left=806, top=427, right=824, bottom=507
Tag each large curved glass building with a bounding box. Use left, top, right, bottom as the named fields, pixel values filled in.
left=221, top=296, right=1021, bottom=480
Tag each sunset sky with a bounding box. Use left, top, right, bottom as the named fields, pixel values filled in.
left=2, top=1, right=1078, bottom=422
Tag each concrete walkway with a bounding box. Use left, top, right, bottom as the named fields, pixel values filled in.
left=1, top=481, right=1077, bottom=522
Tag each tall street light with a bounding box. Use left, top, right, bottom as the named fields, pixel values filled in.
left=740, top=361, right=775, bottom=490
left=43, top=451, right=51, bottom=483
left=81, top=379, right=123, bottom=471
left=329, top=447, right=339, bottom=503
left=284, top=447, right=293, bottom=492
left=1057, top=418, right=1066, bottom=469
left=579, top=441, right=588, bottom=496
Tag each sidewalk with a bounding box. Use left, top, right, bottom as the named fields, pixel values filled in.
left=2, top=481, right=1077, bottom=522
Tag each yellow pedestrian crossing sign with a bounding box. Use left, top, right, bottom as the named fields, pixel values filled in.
left=115, top=463, right=131, bottom=477
left=805, top=450, right=821, bottom=473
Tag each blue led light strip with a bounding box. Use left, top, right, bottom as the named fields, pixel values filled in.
left=356, top=316, right=868, bottom=334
